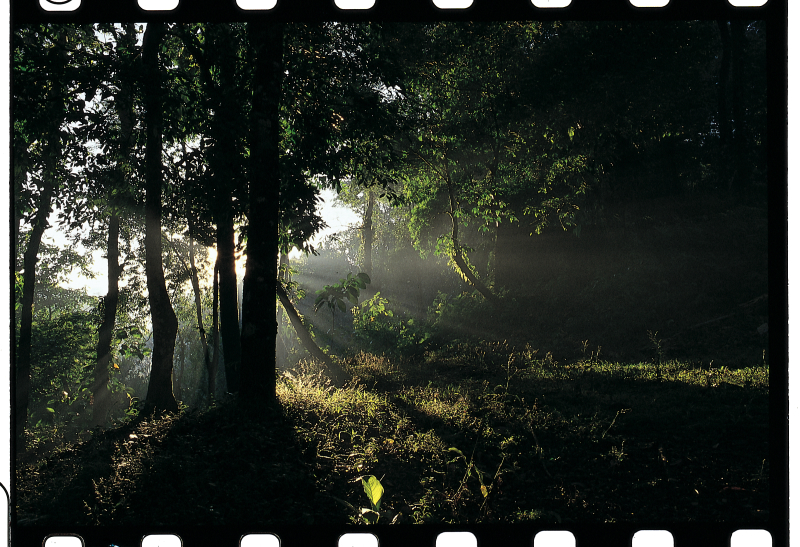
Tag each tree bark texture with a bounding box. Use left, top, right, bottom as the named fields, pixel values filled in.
left=240, top=22, right=283, bottom=403
left=142, top=22, right=179, bottom=414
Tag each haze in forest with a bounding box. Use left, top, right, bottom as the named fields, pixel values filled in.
left=12, top=20, right=773, bottom=528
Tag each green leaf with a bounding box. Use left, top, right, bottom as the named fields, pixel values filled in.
left=357, top=272, right=371, bottom=285
left=46, top=407, right=55, bottom=413
left=362, top=476, right=384, bottom=512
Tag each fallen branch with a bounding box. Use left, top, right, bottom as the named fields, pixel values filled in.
left=277, top=280, right=348, bottom=387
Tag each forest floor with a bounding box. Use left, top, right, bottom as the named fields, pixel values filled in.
left=16, top=349, right=769, bottom=528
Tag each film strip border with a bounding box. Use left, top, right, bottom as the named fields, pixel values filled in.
left=10, top=0, right=787, bottom=22
left=7, top=0, right=788, bottom=546
left=9, top=526, right=782, bottom=547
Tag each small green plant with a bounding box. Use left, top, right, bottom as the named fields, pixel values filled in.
left=359, top=475, right=384, bottom=523
left=447, top=443, right=500, bottom=511
left=353, top=292, right=393, bottom=329
left=601, top=408, right=629, bottom=439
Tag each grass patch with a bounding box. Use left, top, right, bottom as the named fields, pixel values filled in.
left=16, top=343, right=768, bottom=526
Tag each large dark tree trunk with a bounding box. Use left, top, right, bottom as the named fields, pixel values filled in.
left=16, top=181, right=56, bottom=447
left=142, top=22, right=179, bottom=414
left=216, top=207, right=241, bottom=393
left=240, top=22, right=283, bottom=403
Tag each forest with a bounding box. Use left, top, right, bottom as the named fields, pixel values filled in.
left=14, top=20, right=770, bottom=528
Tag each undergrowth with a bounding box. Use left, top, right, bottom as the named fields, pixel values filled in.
left=16, top=340, right=769, bottom=526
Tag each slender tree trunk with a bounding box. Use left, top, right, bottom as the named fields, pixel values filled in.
left=240, top=22, right=283, bottom=403
left=174, top=334, right=186, bottom=403
left=16, top=181, right=56, bottom=447
left=216, top=207, right=241, bottom=393
left=93, top=24, right=136, bottom=426
left=277, top=282, right=346, bottom=387
left=445, top=176, right=501, bottom=307
left=187, top=228, right=210, bottom=383
left=209, top=257, right=220, bottom=401
left=142, top=22, right=179, bottom=414
left=92, top=214, right=121, bottom=426
left=493, top=218, right=513, bottom=290
left=207, top=30, right=243, bottom=392
left=362, top=190, right=374, bottom=278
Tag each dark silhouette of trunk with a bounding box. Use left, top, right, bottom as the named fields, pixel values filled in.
left=216, top=208, right=241, bottom=393
left=92, top=214, right=121, bottom=427
left=13, top=161, right=27, bottom=260
left=165, top=225, right=212, bottom=400
left=445, top=175, right=501, bottom=308
left=209, top=257, right=220, bottom=401
left=16, top=27, right=69, bottom=449
left=277, top=282, right=346, bottom=387
left=16, top=180, right=56, bottom=447
left=142, top=22, right=179, bottom=414
left=493, top=218, right=513, bottom=290
left=240, top=22, right=283, bottom=403
left=361, top=190, right=375, bottom=279
left=200, top=26, right=243, bottom=393
left=93, top=24, right=136, bottom=426
left=187, top=226, right=210, bottom=388
left=174, top=334, right=186, bottom=403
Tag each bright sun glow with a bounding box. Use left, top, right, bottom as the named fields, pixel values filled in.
left=53, top=187, right=360, bottom=296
